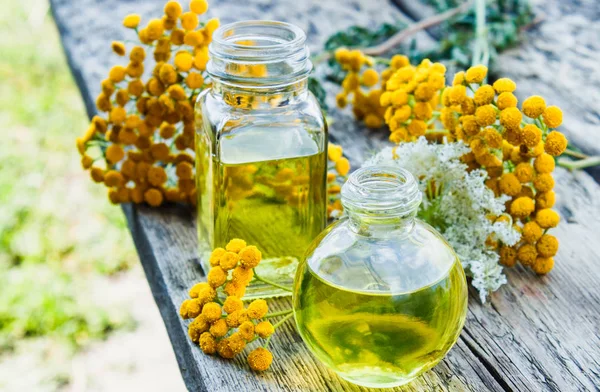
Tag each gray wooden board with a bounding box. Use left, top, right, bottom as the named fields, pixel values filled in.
left=50, top=0, right=600, bottom=391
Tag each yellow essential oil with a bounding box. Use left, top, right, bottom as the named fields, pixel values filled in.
left=293, top=166, right=468, bottom=388
left=196, top=125, right=327, bottom=297
left=295, top=260, right=466, bottom=388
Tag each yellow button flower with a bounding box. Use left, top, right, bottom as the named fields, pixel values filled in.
left=247, top=299, right=268, bottom=319
left=533, top=173, right=554, bottom=192
left=493, top=78, right=516, bottom=93
left=499, top=107, right=522, bottom=130
left=223, top=296, right=243, bottom=314
left=544, top=131, right=567, bottom=156
left=164, top=1, right=183, bottom=18
left=123, top=13, right=141, bottom=29
left=536, top=191, right=555, bottom=209
left=473, top=85, right=495, bottom=106
left=226, top=238, right=247, bottom=253
left=542, top=106, right=563, bottom=128
left=536, top=209, right=560, bottom=228
left=537, top=234, right=558, bottom=258
left=111, top=41, right=126, bottom=56
left=248, top=347, right=273, bottom=371
left=534, top=153, right=555, bottom=173
left=510, top=196, right=535, bottom=218
left=465, top=64, right=488, bottom=84
left=522, top=221, right=543, bottom=244
left=521, top=124, right=542, bottom=148
left=517, top=244, right=537, bottom=266
left=522, top=95, right=546, bottom=118
left=144, top=188, right=164, bottom=207
left=190, top=0, right=209, bottom=14
left=255, top=321, right=275, bottom=338
left=199, top=332, right=217, bottom=354
left=499, top=246, right=517, bottom=267
left=532, top=257, right=554, bottom=274
left=496, top=91, right=518, bottom=110
left=181, top=11, right=199, bottom=30
left=499, top=173, right=521, bottom=196
left=207, top=266, right=227, bottom=288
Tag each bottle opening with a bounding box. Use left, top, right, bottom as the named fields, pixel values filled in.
left=208, top=21, right=311, bottom=87
left=341, top=166, right=422, bottom=217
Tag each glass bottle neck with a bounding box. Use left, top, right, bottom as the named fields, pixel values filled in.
left=211, top=78, right=309, bottom=109
left=207, top=20, right=312, bottom=105
left=341, top=166, right=422, bottom=237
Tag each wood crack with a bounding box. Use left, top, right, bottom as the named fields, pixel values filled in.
left=461, top=328, right=513, bottom=392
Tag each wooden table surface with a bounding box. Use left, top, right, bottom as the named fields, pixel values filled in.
left=51, top=0, right=600, bottom=390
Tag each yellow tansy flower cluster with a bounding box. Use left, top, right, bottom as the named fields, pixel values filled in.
left=181, top=239, right=292, bottom=372
left=335, top=55, right=568, bottom=275
left=334, top=48, right=386, bottom=129
left=442, top=65, right=565, bottom=275
left=326, top=143, right=350, bottom=218
left=76, top=0, right=218, bottom=207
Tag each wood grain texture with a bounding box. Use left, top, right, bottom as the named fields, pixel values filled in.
left=50, top=0, right=600, bottom=391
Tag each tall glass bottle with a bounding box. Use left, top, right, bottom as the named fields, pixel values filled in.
left=293, top=166, right=468, bottom=388
left=195, top=21, right=327, bottom=298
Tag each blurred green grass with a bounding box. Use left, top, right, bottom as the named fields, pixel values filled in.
left=0, top=0, right=137, bottom=351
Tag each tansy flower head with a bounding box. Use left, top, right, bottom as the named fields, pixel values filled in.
left=226, top=238, right=247, bottom=253
left=209, top=247, right=226, bottom=266
left=473, top=85, right=495, bottom=106
left=533, top=173, right=554, bottom=193
left=123, top=13, right=141, bottom=28
left=499, top=107, right=522, bottom=130
left=493, top=78, right=516, bottom=93
left=532, top=257, right=554, bottom=275
left=199, top=332, right=217, bottom=354
left=522, top=221, right=543, bottom=244
left=209, top=319, right=229, bottom=338
left=536, top=209, right=560, bottom=228
left=536, top=234, right=558, bottom=258
left=499, top=245, right=517, bottom=267
left=510, top=196, right=535, bottom=218
left=517, top=244, right=537, bottom=266
left=465, top=64, right=488, bottom=84
left=499, top=173, right=521, bottom=197
left=223, top=296, right=243, bottom=314
left=238, top=321, right=255, bottom=340
left=220, top=251, right=240, bottom=270
left=536, top=191, right=555, bottom=209
left=189, top=317, right=209, bottom=342
left=239, top=245, right=262, bottom=268
left=254, top=321, right=274, bottom=338
left=201, top=302, right=221, bottom=322
left=247, top=299, right=268, bottom=319
left=248, top=347, right=273, bottom=372
left=544, top=131, right=567, bottom=156
left=534, top=153, right=555, bottom=173
left=522, top=96, right=546, bottom=118
left=542, top=106, right=563, bottom=128
left=207, top=266, right=227, bottom=288
left=111, top=41, right=126, bottom=56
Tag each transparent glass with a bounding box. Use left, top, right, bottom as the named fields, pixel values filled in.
left=195, top=21, right=328, bottom=298
left=293, top=166, right=468, bottom=388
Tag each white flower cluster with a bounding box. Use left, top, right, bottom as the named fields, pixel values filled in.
left=364, top=137, right=521, bottom=302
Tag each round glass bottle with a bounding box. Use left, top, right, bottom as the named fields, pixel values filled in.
left=293, top=166, right=468, bottom=388
left=195, top=21, right=327, bottom=298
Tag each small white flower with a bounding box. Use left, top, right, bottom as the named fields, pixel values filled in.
left=364, top=137, right=521, bottom=302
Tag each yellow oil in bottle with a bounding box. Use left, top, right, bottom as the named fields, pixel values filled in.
left=294, top=260, right=467, bottom=388
left=196, top=125, right=327, bottom=297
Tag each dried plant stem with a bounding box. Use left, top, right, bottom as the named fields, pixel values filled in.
left=362, top=1, right=473, bottom=56
left=558, top=156, right=600, bottom=170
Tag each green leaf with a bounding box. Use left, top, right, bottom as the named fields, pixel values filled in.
left=308, top=76, right=329, bottom=112
left=323, top=23, right=406, bottom=52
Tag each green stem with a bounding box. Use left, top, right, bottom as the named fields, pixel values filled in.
left=472, top=0, right=489, bottom=68
left=557, top=156, right=600, bottom=170
left=562, top=148, right=588, bottom=159
left=263, top=335, right=272, bottom=348
left=263, top=309, right=293, bottom=319
left=253, top=270, right=293, bottom=292
left=272, top=312, right=294, bottom=330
